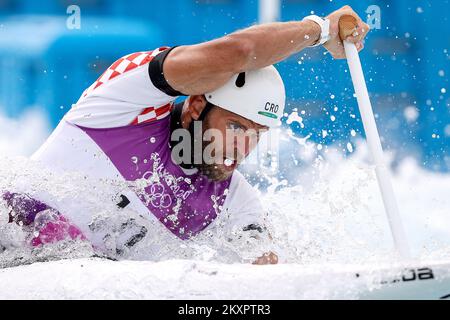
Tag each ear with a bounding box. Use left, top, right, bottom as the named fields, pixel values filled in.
left=187, top=95, right=207, bottom=120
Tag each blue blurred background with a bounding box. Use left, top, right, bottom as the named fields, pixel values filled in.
left=0, top=0, right=448, bottom=171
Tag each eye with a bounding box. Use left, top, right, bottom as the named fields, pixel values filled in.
left=227, top=122, right=246, bottom=134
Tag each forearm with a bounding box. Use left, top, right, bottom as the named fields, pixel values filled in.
left=164, top=20, right=320, bottom=95
left=164, top=6, right=369, bottom=95
left=229, top=20, right=321, bottom=71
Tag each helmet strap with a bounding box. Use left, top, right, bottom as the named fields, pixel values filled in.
left=198, top=100, right=215, bottom=121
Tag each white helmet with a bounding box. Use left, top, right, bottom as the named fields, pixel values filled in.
left=205, top=65, right=285, bottom=127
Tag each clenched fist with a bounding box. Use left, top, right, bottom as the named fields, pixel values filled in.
left=324, top=5, right=370, bottom=59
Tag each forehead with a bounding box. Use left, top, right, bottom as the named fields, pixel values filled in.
left=213, top=107, right=268, bottom=131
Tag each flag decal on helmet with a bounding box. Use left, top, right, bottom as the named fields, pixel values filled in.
left=258, top=111, right=278, bottom=119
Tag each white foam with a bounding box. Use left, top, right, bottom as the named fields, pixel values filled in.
left=0, top=108, right=50, bottom=157
left=1, top=111, right=450, bottom=298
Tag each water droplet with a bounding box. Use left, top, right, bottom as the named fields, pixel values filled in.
left=346, top=142, right=353, bottom=153
left=224, top=158, right=233, bottom=167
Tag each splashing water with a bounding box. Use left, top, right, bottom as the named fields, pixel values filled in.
left=1, top=125, right=450, bottom=298
left=1, top=129, right=450, bottom=270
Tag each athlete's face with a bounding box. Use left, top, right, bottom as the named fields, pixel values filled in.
left=197, top=106, right=268, bottom=181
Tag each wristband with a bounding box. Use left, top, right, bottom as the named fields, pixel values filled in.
left=302, top=15, right=330, bottom=47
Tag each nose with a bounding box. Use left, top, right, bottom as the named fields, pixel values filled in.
left=234, top=143, right=247, bottom=160
left=234, top=134, right=257, bottom=160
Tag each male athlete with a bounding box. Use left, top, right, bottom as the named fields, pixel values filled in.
left=2, top=6, right=369, bottom=264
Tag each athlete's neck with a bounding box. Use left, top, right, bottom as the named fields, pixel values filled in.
left=169, top=102, right=185, bottom=135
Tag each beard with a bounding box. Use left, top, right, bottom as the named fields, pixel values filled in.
left=187, top=115, right=234, bottom=182
left=192, top=127, right=232, bottom=182
left=196, top=138, right=235, bottom=182
left=196, top=162, right=231, bottom=182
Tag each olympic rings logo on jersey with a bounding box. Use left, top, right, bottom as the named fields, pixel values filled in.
left=147, top=182, right=172, bottom=209
left=139, top=153, right=196, bottom=210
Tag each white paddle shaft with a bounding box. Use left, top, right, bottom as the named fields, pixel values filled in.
left=343, top=41, right=411, bottom=258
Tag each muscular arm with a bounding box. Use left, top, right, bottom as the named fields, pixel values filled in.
left=163, top=5, right=369, bottom=96
left=163, top=20, right=321, bottom=95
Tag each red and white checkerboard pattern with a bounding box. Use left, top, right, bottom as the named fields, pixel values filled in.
left=81, top=47, right=174, bottom=126
left=130, top=102, right=174, bottom=125
left=82, top=53, right=148, bottom=98
left=82, top=50, right=160, bottom=98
